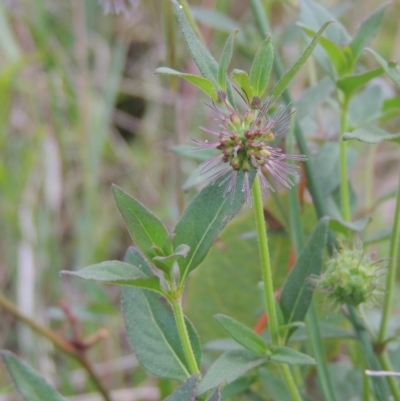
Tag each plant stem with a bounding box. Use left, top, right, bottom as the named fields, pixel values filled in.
left=171, top=297, right=199, bottom=375
left=378, top=171, right=400, bottom=343
left=280, top=365, right=303, bottom=401
left=339, top=94, right=351, bottom=222
left=0, top=292, right=112, bottom=401
left=377, top=353, right=400, bottom=401
left=251, top=176, right=279, bottom=346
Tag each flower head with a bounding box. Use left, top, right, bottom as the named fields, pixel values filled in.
left=98, top=0, right=137, bottom=15
left=190, top=92, right=306, bottom=203
left=311, top=242, right=385, bottom=309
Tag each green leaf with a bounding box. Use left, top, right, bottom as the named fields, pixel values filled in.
left=270, top=21, right=332, bottom=101
left=60, top=261, right=164, bottom=294
left=249, top=35, right=274, bottom=98
left=367, top=48, right=400, bottom=87
left=112, top=185, right=171, bottom=261
left=155, top=67, right=218, bottom=100
left=349, top=2, right=390, bottom=63
left=343, top=126, right=400, bottom=144
left=337, top=68, right=384, bottom=96
left=206, top=387, right=221, bottom=401
left=299, top=24, right=349, bottom=76
left=328, top=216, right=371, bottom=234
left=172, top=0, right=218, bottom=84
left=153, top=244, right=191, bottom=264
left=231, top=69, right=253, bottom=101
left=217, top=29, right=238, bottom=92
left=196, top=350, right=268, bottom=396
left=259, top=368, right=292, bottom=401
left=279, top=217, right=329, bottom=339
left=270, top=347, right=316, bottom=366
left=122, top=251, right=201, bottom=381
left=164, top=374, right=200, bottom=401
left=214, top=314, right=267, bottom=355
left=173, top=169, right=256, bottom=280
left=1, top=351, right=66, bottom=401
left=124, top=246, right=153, bottom=275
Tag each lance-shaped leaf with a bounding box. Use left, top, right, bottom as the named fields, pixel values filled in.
left=349, top=2, right=390, bottom=63
left=214, top=314, right=267, bottom=355
left=60, top=261, right=165, bottom=294
left=337, top=68, right=384, bottom=95
left=155, top=67, right=218, bottom=100
left=367, top=48, right=400, bottom=88
left=279, top=217, right=329, bottom=339
left=172, top=0, right=218, bottom=84
left=218, top=29, right=238, bottom=92
left=328, top=216, right=371, bottom=235
left=206, top=387, right=221, bottom=401
left=173, top=169, right=256, bottom=280
left=1, top=351, right=66, bottom=401
left=231, top=69, right=253, bottom=101
left=249, top=34, right=274, bottom=98
left=196, top=350, right=268, bottom=396
left=164, top=374, right=200, bottom=401
left=299, top=23, right=349, bottom=77
left=343, top=126, right=400, bottom=144
left=269, top=347, right=316, bottom=366
left=270, top=21, right=332, bottom=100
left=112, top=185, right=171, bottom=260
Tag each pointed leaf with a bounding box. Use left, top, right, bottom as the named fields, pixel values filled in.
left=337, top=68, right=384, bottom=95
left=218, top=30, right=238, bottom=92
left=349, top=2, right=390, bottom=63
left=270, top=347, right=316, bottom=365
left=367, top=48, right=400, bottom=87
left=328, top=216, right=371, bottom=234
left=60, top=261, right=164, bottom=294
left=173, top=169, right=256, bottom=279
left=196, top=350, right=268, bottom=396
left=164, top=374, right=200, bottom=401
left=249, top=35, right=274, bottom=98
left=206, top=387, right=221, bottom=401
left=112, top=185, right=171, bottom=260
left=172, top=0, right=218, bottom=84
left=153, top=244, right=191, bottom=263
left=155, top=67, right=217, bottom=100
left=271, top=21, right=332, bottom=100
left=231, top=69, right=253, bottom=101
left=299, top=24, right=349, bottom=76
left=214, top=314, right=267, bottom=355
left=1, top=351, right=66, bottom=401
left=124, top=246, right=153, bottom=275
left=279, top=217, right=329, bottom=338
left=343, top=126, right=400, bottom=144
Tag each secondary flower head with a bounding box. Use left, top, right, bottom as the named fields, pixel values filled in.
left=98, top=0, right=137, bottom=15
left=189, top=92, right=306, bottom=202
left=311, top=242, right=385, bottom=309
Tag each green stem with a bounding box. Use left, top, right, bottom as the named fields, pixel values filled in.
left=251, top=175, right=279, bottom=346
left=280, top=365, right=303, bottom=401
left=378, top=171, right=400, bottom=343
left=339, top=94, right=351, bottom=222
left=171, top=297, right=199, bottom=375
left=377, top=353, right=400, bottom=401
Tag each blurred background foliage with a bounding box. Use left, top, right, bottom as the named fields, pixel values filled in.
left=1, top=0, right=399, bottom=400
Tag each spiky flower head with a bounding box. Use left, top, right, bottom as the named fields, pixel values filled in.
left=311, top=242, right=385, bottom=309
left=189, top=92, right=306, bottom=203
left=98, top=0, right=137, bottom=15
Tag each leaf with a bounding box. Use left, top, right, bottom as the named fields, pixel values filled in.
left=122, top=250, right=201, bottom=381
left=349, top=2, right=390, bottom=63
left=1, top=351, right=66, bottom=401
left=270, top=347, right=316, bottom=365
left=173, top=169, right=256, bottom=280
left=367, top=48, right=400, bottom=88
left=288, top=322, right=354, bottom=342
left=112, top=185, right=171, bottom=261
left=328, top=216, right=371, bottom=234
left=155, top=67, right=218, bottom=100
left=343, top=126, right=400, bottom=144
left=196, top=350, right=268, bottom=396
left=164, top=374, right=200, bottom=401
left=270, top=21, right=332, bottom=101
left=299, top=24, right=349, bottom=77
left=231, top=69, right=253, bottom=101
left=249, top=35, right=274, bottom=98
left=218, top=30, right=238, bottom=92
left=172, top=0, right=218, bottom=84
left=206, top=387, right=221, bottom=401
left=336, top=68, right=384, bottom=95
left=279, top=217, right=329, bottom=339
left=60, top=261, right=164, bottom=294
left=259, top=368, right=292, bottom=401
left=214, top=314, right=267, bottom=355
